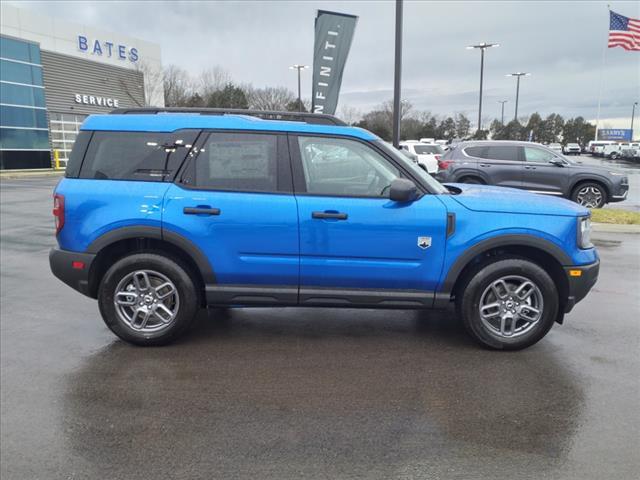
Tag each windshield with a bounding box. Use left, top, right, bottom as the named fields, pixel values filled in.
left=413, top=145, right=443, bottom=155
left=376, top=141, right=449, bottom=194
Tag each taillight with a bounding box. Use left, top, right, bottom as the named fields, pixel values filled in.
left=434, top=155, right=441, bottom=161
left=53, top=193, right=65, bottom=234
left=438, top=159, right=453, bottom=170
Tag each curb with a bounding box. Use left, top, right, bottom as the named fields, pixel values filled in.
left=592, top=222, right=640, bottom=234
left=0, top=169, right=64, bottom=179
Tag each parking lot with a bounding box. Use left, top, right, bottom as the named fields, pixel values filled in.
left=1, top=175, right=638, bottom=479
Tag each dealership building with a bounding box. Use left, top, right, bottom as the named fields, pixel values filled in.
left=0, top=4, right=164, bottom=170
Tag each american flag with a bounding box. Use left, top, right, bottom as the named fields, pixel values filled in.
left=608, top=10, right=640, bottom=51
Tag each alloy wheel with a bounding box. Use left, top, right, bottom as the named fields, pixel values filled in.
left=575, top=186, right=603, bottom=208
left=113, top=270, right=180, bottom=333
left=478, top=275, right=544, bottom=339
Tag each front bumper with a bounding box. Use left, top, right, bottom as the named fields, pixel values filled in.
left=49, top=248, right=96, bottom=297
left=563, top=260, right=599, bottom=313
left=610, top=183, right=629, bottom=202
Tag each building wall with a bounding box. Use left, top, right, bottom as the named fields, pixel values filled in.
left=0, top=4, right=164, bottom=169
left=1, top=3, right=164, bottom=107
left=0, top=35, right=51, bottom=169
left=40, top=50, right=145, bottom=114
left=39, top=50, right=145, bottom=165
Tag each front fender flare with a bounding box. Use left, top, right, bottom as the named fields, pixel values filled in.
left=438, top=234, right=572, bottom=295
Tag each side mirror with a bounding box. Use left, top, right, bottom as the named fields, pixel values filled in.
left=389, top=178, right=418, bottom=202
left=550, top=158, right=565, bottom=167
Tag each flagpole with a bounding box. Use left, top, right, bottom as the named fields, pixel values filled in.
left=595, top=4, right=611, bottom=141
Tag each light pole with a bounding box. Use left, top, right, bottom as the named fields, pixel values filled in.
left=506, top=72, right=530, bottom=122
left=467, top=42, right=499, bottom=132
left=289, top=64, right=309, bottom=112
left=632, top=102, right=638, bottom=141
left=498, top=100, right=508, bottom=125
left=392, top=0, right=403, bottom=148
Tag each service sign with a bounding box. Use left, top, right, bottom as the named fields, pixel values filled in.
left=598, top=129, right=632, bottom=141
left=74, top=94, right=120, bottom=108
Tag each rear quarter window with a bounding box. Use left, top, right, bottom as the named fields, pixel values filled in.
left=463, top=146, right=488, bottom=158
left=64, top=131, right=92, bottom=178
left=78, top=130, right=199, bottom=181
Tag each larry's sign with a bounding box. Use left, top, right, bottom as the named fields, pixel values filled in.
left=311, top=10, right=358, bottom=115
left=598, top=129, right=632, bottom=141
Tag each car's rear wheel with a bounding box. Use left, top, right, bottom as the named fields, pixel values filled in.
left=571, top=182, right=607, bottom=208
left=456, top=258, right=558, bottom=350
left=98, top=253, right=199, bottom=346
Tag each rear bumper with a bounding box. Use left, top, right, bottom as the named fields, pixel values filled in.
left=49, top=248, right=96, bottom=297
left=563, top=260, right=599, bottom=313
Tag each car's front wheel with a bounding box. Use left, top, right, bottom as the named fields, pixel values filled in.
left=571, top=182, right=607, bottom=208
left=456, top=258, right=558, bottom=350
left=98, top=253, right=199, bottom=346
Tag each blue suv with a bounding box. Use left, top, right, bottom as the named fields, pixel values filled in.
left=49, top=108, right=599, bottom=350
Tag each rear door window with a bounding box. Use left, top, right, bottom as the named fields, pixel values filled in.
left=79, top=130, right=199, bottom=181
left=484, top=146, right=520, bottom=161
left=191, top=132, right=281, bottom=192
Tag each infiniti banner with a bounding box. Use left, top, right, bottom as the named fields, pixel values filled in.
left=312, top=10, right=358, bottom=115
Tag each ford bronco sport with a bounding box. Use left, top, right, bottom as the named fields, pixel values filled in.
left=50, top=108, right=599, bottom=350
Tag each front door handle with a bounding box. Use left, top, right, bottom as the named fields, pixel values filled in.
left=312, top=211, right=348, bottom=220
left=479, top=163, right=491, bottom=167
left=183, top=206, right=221, bottom=216
left=524, top=166, right=537, bottom=170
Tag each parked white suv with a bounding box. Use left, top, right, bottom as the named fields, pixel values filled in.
left=549, top=143, right=563, bottom=153
left=399, top=141, right=442, bottom=174
left=563, top=143, right=581, bottom=155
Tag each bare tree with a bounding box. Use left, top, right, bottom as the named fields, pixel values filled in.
left=134, top=60, right=164, bottom=107
left=245, top=86, right=296, bottom=110
left=199, top=66, right=232, bottom=99
left=381, top=99, right=414, bottom=123
left=338, top=104, right=362, bottom=125
left=163, top=65, right=193, bottom=107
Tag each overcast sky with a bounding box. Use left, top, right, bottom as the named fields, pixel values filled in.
left=9, top=0, right=640, bottom=127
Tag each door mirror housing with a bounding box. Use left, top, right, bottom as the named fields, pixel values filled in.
left=389, top=178, right=418, bottom=202
left=550, top=158, right=565, bottom=167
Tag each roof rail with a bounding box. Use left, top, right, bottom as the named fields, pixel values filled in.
left=109, top=107, right=347, bottom=126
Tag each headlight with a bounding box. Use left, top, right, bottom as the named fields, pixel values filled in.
left=578, top=216, right=593, bottom=249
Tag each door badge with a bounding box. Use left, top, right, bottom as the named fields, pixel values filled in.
left=417, top=236, right=432, bottom=250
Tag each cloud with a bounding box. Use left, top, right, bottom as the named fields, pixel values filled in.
left=8, top=0, right=640, bottom=124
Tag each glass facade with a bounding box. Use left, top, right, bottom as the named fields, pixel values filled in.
left=0, top=35, right=50, bottom=169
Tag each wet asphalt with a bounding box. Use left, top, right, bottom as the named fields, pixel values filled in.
left=1, top=175, right=639, bottom=480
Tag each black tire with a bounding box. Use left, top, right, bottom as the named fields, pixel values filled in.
left=610, top=152, right=619, bottom=160
left=98, top=253, right=199, bottom=346
left=459, top=176, right=484, bottom=185
left=570, top=182, right=607, bottom=209
left=456, top=257, right=558, bottom=350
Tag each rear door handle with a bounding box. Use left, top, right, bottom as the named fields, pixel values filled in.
left=183, top=206, right=221, bottom=216
left=524, top=166, right=537, bottom=170
left=312, top=211, right=348, bottom=220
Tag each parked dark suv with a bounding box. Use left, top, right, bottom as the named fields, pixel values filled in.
left=436, top=141, right=629, bottom=208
